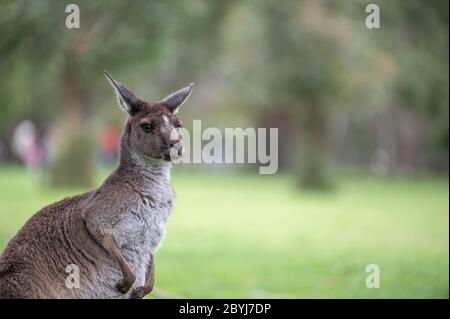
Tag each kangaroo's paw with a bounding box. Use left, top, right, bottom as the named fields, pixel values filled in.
left=130, top=285, right=153, bottom=299
left=116, top=275, right=135, bottom=294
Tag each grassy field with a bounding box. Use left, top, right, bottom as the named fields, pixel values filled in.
left=0, top=165, right=448, bottom=298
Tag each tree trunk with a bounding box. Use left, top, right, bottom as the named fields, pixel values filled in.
left=299, top=103, right=331, bottom=190
left=47, top=44, right=95, bottom=188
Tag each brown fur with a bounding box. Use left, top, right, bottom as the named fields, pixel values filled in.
left=0, top=74, right=192, bottom=299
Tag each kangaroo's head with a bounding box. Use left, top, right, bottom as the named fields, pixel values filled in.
left=105, top=71, right=193, bottom=163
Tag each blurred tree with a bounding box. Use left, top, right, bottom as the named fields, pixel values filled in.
left=0, top=0, right=179, bottom=186
left=223, top=0, right=448, bottom=186
left=232, top=0, right=361, bottom=189
left=385, top=0, right=449, bottom=172
left=0, top=0, right=448, bottom=183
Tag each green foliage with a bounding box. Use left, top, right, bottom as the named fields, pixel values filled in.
left=0, top=0, right=448, bottom=185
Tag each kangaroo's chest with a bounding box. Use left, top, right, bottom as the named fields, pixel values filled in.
left=107, top=187, right=173, bottom=295
left=113, top=190, right=174, bottom=254
left=84, top=181, right=174, bottom=299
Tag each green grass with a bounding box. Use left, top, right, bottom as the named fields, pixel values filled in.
left=0, top=165, right=448, bottom=298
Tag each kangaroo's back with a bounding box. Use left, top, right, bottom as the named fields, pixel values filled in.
left=0, top=191, right=101, bottom=298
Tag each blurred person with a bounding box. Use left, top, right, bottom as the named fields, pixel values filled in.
left=100, top=125, right=121, bottom=165
left=11, top=120, right=43, bottom=169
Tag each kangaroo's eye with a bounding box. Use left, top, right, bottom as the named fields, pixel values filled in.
left=141, top=123, right=154, bottom=133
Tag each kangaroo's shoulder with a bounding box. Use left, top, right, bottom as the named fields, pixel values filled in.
left=87, top=173, right=141, bottom=208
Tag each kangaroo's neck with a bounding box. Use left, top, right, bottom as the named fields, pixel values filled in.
left=116, top=138, right=171, bottom=185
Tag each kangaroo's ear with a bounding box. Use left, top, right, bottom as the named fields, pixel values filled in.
left=161, top=83, right=194, bottom=114
left=104, top=70, right=140, bottom=115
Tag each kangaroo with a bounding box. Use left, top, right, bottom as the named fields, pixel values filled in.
left=0, top=71, right=193, bottom=299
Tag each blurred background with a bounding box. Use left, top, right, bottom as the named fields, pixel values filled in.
left=0, top=0, right=448, bottom=298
